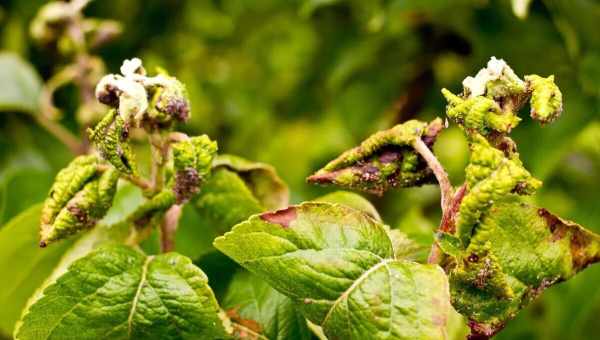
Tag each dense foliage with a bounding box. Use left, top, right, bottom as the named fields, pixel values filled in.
left=0, top=0, right=599, bottom=339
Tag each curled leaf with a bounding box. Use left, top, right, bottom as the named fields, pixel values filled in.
left=307, top=119, right=443, bottom=195
left=446, top=200, right=600, bottom=338
left=455, top=134, right=541, bottom=245
left=88, top=109, right=137, bottom=175
left=127, top=189, right=176, bottom=228
left=525, top=74, right=563, bottom=124
left=213, top=154, right=289, bottom=210
left=40, top=156, right=118, bottom=246
left=171, top=135, right=218, bottom=204
left=441, top=89, right=521, bottom=135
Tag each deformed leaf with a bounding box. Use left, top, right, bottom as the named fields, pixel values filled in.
left=213, top=154, right=289, bottom=210
left=214, top=202, right=451, bottom=339
left=40, top=155, right=119, bottom=246
left=15, top=245, right=229, bottom=340
left=88, top=109, right=138, bottom=175
left=525, top=74, right=563, bottom=124
left=223, top=271, right=312, bottom=340
left=171, top=135, right=218, bottom=204
left=454, top=134, right=541, bottom=245
left=307, top=119, right=443, bottom=195
left=444, top=199, right=600, bottom=338
left=0, top=53, right=42, bottom=114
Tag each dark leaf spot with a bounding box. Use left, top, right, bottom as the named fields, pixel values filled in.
left=260, top=207, right=297, bottom=228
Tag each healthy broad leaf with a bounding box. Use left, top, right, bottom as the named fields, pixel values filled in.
left=441, top=199, right=600, bottom=338
left=213, top=154, right=289, bottom=210
left=312, top=190, right=381, bottom=221
left=0, top=53, right=42, bottom=113
left=0, top=204, right=74, bottom=337
left=214, top=202, right=451, bottom=339
left=307, top=119, right=442, bottom=195
left=222, top=271, right=312, bottom=340
left=15, top=245, right=228, bottom=340
left=176, top=168, right=264, bottom=260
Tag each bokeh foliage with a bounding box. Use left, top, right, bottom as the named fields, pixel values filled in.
left=0, top=0, right=598, bottom=339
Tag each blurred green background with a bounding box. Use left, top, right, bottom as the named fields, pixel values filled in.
left=0, top=0, right=598, bottom=339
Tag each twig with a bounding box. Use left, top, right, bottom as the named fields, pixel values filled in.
left=413, top=137, right=459, bottom=265
left=160, top=204, right=182, bottom=253
left=413, top=138, right=454, bottom=211
left=149, top=133, right=169, bottom=191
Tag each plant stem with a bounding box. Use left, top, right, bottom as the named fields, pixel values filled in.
left=35, top=114, right=85, bottom=154
left=413, top=137, right=458, bottom=265
left=149, top=133, right=169, bottom=192
left=413, top=138, right=453, bottom=212
left=160, top=204, right=182, bottom=252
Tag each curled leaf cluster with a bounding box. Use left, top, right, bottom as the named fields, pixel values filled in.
left=94, top=58, right=190, bottom=130
left=442, top=57, right=563, bottom=137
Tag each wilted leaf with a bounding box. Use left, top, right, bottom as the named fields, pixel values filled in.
left=223, top=271, right=312, bottom=340
left=15, top=245, right=228, bottom=340
left=213, top=154, right=289, bottom=210
left=0, top=52, right=42, bottom=114
left=443, top=199, right=600, bottom=338
left=214, top=202, right=451, bottom=339
left=307, top=119, right=443, bottom=195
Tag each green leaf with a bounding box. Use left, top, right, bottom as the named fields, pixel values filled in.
left=312, top=190, right=381, bottom=221
left=445, top=199, right=600, bottom=337
left=0, top=204, right=75, bottom=337
left=176, top=168, right=264, bottom=260
left=0, top=52, right=42, bottom=113
left=213, top=154, right=289, bottom=210
left=15, top=245, right=229, bottom=340
left=307, top=119, right=442, bottom=195
left=214, top=202, right=451, bottom=339
left=222, top=271, right=312, bottom=340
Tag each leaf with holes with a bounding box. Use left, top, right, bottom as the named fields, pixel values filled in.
left=14, top=245, right=228, bottom=340
left=214, top=202, right=451, bottom=339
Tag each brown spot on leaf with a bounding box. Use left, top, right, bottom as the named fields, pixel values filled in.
left=379, top=150, right=401, bottom=163
left=260, top=207, right=297, bottom=228
left=173, top=168, right=200, bottom=204
left=467, top=320, right=504, bottom=340
left=422, top=119, right=444, bottom=147
left=226, top=308, right=262, bottom=335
